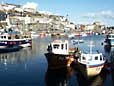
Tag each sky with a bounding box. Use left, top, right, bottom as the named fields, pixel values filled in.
left=1, top=0, right=114, bottom=26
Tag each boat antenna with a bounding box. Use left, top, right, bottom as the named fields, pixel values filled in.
left=96, top=50, right=99, bottom=53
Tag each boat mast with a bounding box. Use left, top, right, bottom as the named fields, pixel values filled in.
left=89, top=41, right=94, bottom=54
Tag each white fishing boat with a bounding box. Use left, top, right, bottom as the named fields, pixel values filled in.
left=72, top=39, right=84, bottom=44
left=77, top=41, right=106, bottom=78
left=70, top=36, right=84, bottom=45
left=45, top=39, right=80, bottom=68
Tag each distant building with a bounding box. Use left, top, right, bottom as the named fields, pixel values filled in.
left=0, top=11, right=7, bottom=21
left=0, top=4, right=7, bottom=21
left=85, top=24, right=94, bottom=31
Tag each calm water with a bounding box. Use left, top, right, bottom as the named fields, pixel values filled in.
left=0, top=35, right=113, bottom=86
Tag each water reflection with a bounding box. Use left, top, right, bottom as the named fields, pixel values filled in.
left=110, top=47, right=114, bottom=86
left=45, top=65, right=113, bottom=86
left=111, top=68, right=114, bottom=86
left=0, top=47, right=32, bottom=69
left=45, top=67, right=68, bottom=86
left=76, top=68, right=111, bottom=86
left=45, top=66, right=81, bottom=86
left=0, top=36, right=112, bottom=86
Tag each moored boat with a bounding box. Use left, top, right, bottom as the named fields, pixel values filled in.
left=77, top=41, right=106, bottom=78
left=0, top=33, right=32, bottom=48
left=45, top=39, right=80, bottom=69
left=104, top=33, right=114, bottom=47
left=71, top=38, right=84, bottom=45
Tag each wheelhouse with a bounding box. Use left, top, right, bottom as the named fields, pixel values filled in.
left=78, top=53, right=105, bottom=65
left=49, top=40, right=69, bottom=55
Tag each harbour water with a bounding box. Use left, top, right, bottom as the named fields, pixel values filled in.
left=0, top=35, right=113, bottom=86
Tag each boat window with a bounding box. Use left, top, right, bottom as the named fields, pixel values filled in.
left=79, top=57, right=81, bottom=61
left=61, top=44, right=64, bottom=49
left=103, top=57, right=105, bottom=61
left=4, top=36, right=6, bottom=38
left=100, top=55, right=102, bottom=60
left=95, top=56, right=98, bottom=60
left=108, top=35, right=111, bottom=38
left=15, top=35, right=19, bottom=39
left=66, top=44, right=67, bottom=49
left=53, top=44, right=59, bottom=49
left=112, top=35, right=114, bottom=38
left=8, top=36, right=11, bottom=39
left=1, top=36, right=3, bottom=39
left=82, top=56, right=86, bottom=60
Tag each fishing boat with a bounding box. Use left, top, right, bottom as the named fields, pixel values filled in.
left=71, top=39, right=84, bottom=45
left=104, top=33, right=114, bottom=47
left=0, top=32, right=32, bottom=48
left=45, top=40, right=80, bottom=69
left=77, top=41, right=106, bottom=78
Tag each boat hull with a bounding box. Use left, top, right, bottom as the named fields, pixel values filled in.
left=45, top=53, right=73, bottom=69
left=77, top=63, right=104, bottom=79
left=0, top=39, right=32, bottom=48
left=87, top=64, right=104, bottom=76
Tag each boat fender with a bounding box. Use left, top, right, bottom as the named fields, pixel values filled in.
left=4, top=42, right=7, bottom=44
left=13, top=42, right=16, bottom=44
left=19, top=42, right=22, bottom=44
left=10, top=42, right=13, bottom=44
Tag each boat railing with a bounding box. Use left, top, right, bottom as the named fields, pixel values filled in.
left=96, top=50, right=99, bottom=53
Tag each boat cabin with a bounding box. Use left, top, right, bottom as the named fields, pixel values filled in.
left=47, top=40, right=69, bottom=55
left=105, top=33, right=114, bottom=46
left=107, top=33, right=114, bottom=39
left=0, top=33, right=11, bottom=40
left=0, top=33, right=20, bottom=40
left=78, top=53, right=105, bottom=64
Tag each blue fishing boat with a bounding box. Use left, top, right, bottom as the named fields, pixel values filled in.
left=0, top=33, right=32, bottom=48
